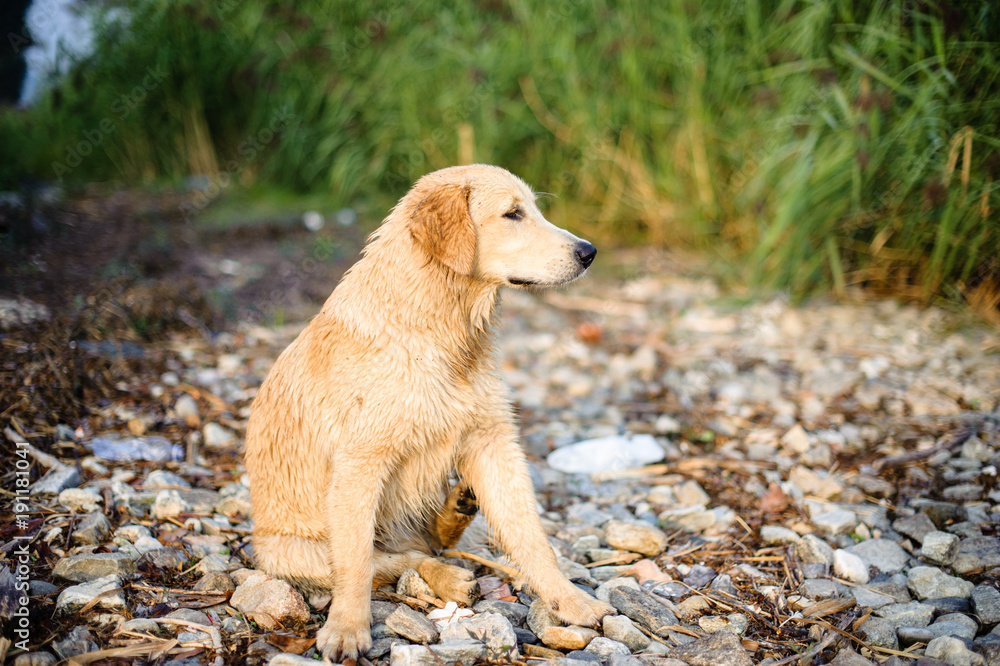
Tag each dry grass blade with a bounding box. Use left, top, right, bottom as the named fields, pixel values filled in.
left=800, top=597, right=857, bottom=619
left=443, top=549, right=521, bottom=578
left=66, top=639, right=178, bottom=665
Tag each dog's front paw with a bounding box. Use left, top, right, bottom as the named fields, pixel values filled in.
left=548, top=588, right=616, bottom=628
left=316, top=616, right=371, bottom=662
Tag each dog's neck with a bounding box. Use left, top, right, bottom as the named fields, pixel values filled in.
left=322, top=220, right=501, bottom=371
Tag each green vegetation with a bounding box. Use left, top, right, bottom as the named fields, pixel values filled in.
left=2, top=0, right=999, bottom=309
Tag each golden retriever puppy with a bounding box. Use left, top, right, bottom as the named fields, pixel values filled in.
left=245, top=164, right=614, bottom=660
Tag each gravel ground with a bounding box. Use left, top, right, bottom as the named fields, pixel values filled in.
left=4, top=252, right=1000, bottom=666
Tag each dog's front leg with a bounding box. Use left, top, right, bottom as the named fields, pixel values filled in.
left=458, top=420, right=616, bottom=627
left=315, top=457, right=384, bottom=661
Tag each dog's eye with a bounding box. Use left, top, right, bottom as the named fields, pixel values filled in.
left=503, top=209, right=523, bottom=221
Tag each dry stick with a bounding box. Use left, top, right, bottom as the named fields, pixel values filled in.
left=876, top=426, right=975, bottom=469
left=65, top=640, right=179, bottom=665
left=150, top=618, right=224, bottom=666
left=442, top=549, right=521, bottom=579
left=131, top=583, right=228, bottom=597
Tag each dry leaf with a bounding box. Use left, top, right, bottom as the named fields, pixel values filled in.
left=760, top=482, right=790, bottom=515
left=266, top=633, right=316, bottom=654
left=576, top=322, right=603, bottom=344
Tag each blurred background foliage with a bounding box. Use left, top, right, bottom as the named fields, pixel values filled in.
left=1, top=0, right=999, bottom=309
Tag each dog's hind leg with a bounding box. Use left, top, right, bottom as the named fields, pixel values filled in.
left=430, top=481, right=478, bottom=550
left=253, top=534, right=334, bottom=602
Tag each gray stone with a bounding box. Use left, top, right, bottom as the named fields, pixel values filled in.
left=922, top=531, right=961, bottom=565
left=607, top=655, right=645, bottom=666
left=828, top=648, right=877, bottom=665
left=565, top=650, right=602, bottom=664
left=953, top=537, right=1000, bottom=575
left=597, top=576, right=642, bottom=603
left=473, top=599, right=529, bottom=626
left=114, top=523, right=152, bottom=543
left=194, top=553, right=232, bottom=575
left=367, top=637, right=405, bottom=660
left=893, top=513, right=938, bottom=543
left=32, top=466, right=80, bottom=494
left=800, top=578, right=844, bottom=599
left=164, top=608, right=211, bottom=627
left=605, top=520, right=669, bottom=556
left=860, top=616, right=899, bottom=650
left=663, top=630, right=753, bottom=666
left=875, top=601, right=935, bottom=627
left=973, top=585, right=1000, bottom=625
left=386, top=604, right=439, bottom=643
left=919, top=501, right=968, bottom=528
left=268, top=655, right=318, bottom=666
left=586, top=637, right=631, bottom=659
left=849, top=585, right=898, bottom=609
left=935, top=612, right=978, bottom=639
left=603, top=614, right=650, bottom=652
left=698, top=614, right=748, bottom=635
left=150, top=489, right=190, bottom=519
left=542, top=625, right=599, bottom=650
left=53, top=626, right=98, bottom=659
left=371, top=600, right=398, bottom=624
left=56, top=574, right=126, bottom=612
left=121, top=618, right=161, bottom=633
left=760, top=525, right=800, bottom=544
left=812, top=510, right=858, bottom=535
left=796, top=534, right=834, bottom=564
left=71, top=512, right=111, bottom=545
left=944, top=484, right=984, bottom=502
left=908, top=566, right=975, bottom=600
left=203, top=422, right=236, bottom=449
left=608, top=586, right=679, bottom=637
left=142, top=470, right=191, bottom=489
left=12, top=652, right=59, bottom=666
left=138, top=548, right=187, bottom=570
left=844, top=538, right=910, bottom=574
left=440, top=612, right=518, bottom=659
left=193, top=572, right=234, bottom=592
left=53, top=552, right=136, bottom=583
left=922, top=596, right=971, bottom=613
left=229, top=573, right=310, bottom=630
left=925, top=635, right=985, bottom=666
left=684, top=565, right=717, bottom=588
left=973, top=634, right=1000, bottom=666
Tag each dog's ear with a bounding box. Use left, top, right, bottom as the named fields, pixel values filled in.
left=410, top=183, right=476, bottom=277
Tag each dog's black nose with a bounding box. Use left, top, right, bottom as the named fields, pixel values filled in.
left=575, top=241, right=597, bottom=268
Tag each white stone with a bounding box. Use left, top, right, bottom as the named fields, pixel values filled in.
left=921, top=531, right=960, bottom=565
left=833, top=549, right=869, bottom=584
left=150, top=489, right=190, bottom=519
left=58, top=488, right=102, bottom=512
left=546, top=434, right=664, bottom=474
left=203, top=422, right=236, bottom=449
left=812, top=510, right=857, bottom=535
left=56, top=574, right=126, bottom=612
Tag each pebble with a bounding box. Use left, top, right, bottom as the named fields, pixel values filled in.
left=439, top=612, right=518, bottom=659
left=604, top=520, right=668, bottom=556
left=202, top=422, right=236, bottom=449
left=924, top=635, right=986, bottom=666
left=58, top=488, right=102, bottom=512
left=173, top=394, right=199, bottom=419
left=760, top=525, right=800, bottom=544
left=812, top=509, right=857, bottom=535
left=922, top=530, right=961, bottom=565
left=546, top=434, right=664, bottom=474
left=859, top=616, right=898, bottom=650
left=12, top=653, right=59, bottom=666
left=56, top=574, right=126, bottom=612
left=72, top=512, right=111, bottom=545
left=229, top=573, right=310, bottom=629
left=875, top=601, right=935, bottom=627
left=908, top=566, right=975, bottom=600
left=595, top=576, right=641, bottom=603
left=585, top=637, right=630, bottom=658
left=674, top=480, right=711, bottom=507
left=844, top=538, right=910, bottom=574
left=607, top=586, right=678, bottom=637
left=390, top=640, right=485, bottom=666
left=972, top=585, right=1000, bottom=625
left=527, top=598, right=561, bottom=636
left=602, top=615, right=649, bottom=652
left=32, top=466, right=81, bottom=494
left=150, top=489, right=191, bottom=519
left=663, top=630, right=753, bottom=666
left=833, top=549, right=869, bottom=584
left=541, top=626, right=599, bottom=650
left=473, top=600, right=529, bottom=626
left=797, top=534, right=835, bottom=564
left=386, top=604, right=439, bottom=643
left=893, top=513, right=938, bottom=543
left=953, top=536, right=1000, bottom=575
left=53, top=552, right=136, bottom=583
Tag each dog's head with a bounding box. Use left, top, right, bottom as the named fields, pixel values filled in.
left=407, top=165, right=596, bottom=287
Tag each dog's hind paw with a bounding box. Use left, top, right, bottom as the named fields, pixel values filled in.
left=316, top=618, right=371, bottom=662
left=455, top=485, right=478, bottom=516
left=421, top=560, right=481, bottom=606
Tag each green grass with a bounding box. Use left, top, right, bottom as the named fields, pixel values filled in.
left=2, top=0, right=999, bottom=311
